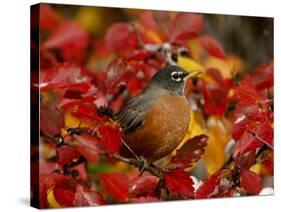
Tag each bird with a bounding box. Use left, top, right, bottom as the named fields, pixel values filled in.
left=114, top=65, right=201, bottom=163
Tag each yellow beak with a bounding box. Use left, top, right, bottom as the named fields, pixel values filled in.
left=184, top=70, right=203, bottom=80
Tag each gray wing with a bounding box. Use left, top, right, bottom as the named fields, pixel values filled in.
left=114, top=93, right=156, bottom=134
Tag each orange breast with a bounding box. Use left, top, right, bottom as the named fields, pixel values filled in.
left=122, top=95, right=190, bottom=162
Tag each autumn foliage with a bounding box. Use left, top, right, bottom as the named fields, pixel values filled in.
left=31, top=4, right=274, bottom=208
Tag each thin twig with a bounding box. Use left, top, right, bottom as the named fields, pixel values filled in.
left=219, top=155, right=234, bottom=171
left=121, top=138, right=141, bottom=161
left=112, top=154, right=163, bottom=178
left=247, top=131, right=274, bottom=150
left=42, top=134, right=64, bottom=146
left=130, top=23, right=145, bottom=48
left=255, top=145, right=271, bottom=163
left=66, top=156, right=86, bottom=169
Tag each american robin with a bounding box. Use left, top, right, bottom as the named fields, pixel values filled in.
left=115, top=65, right=201, bottom=163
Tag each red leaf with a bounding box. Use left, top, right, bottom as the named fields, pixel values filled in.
left=99, top=172, right=129, bottom=202
left=40, top=173, right=73, bottom=208
left=164, top=170, right=194, bottom=199
left=53, top=182, right=76, bottom=207
left=132, top=196, right=161, bottom=203
left=110, top=95, right=125, bottom=114
left=253, top=121, right=273, bottom=146
left=58, top=96, right=96, bottom=110
left=233, top=133, right=261, bottom=159
left=72, top=103, right=106, bottom=122
left=233, top=121, right=273, bottom=159
left=58, top=98, right=81, bottom=110
left=105, top=59, right=137, bottom=92
left=250, top=63, right=273, bottom=90
left=105, top=23, right=138, bottom=54
left=39, top=175, right=49, bottom=208
left=140, top=62, right=158, bottom=80
left=97, top=125, right=123, bottom=155
left=42, top=173, right=73, bottom=193
left=40, top=50, right=57, bottom=69
left=171, top=13, right=204, bottom=41
left=234, top=80, right=267, bottom=106
left=40, top=160, right=57, bottom=175
left=139, top=11, right=159, bottom=31
left=207, top=68, right=227, bottom=86
left=60, top=46, right=87, bottom=64
left=129, top=175, right=159, bottom=197
left=240, top=169, right=262, bottom=195
left=126, top=49, right=152, bottom=61
left=202, top=82, right=229, bottom=116
left=43, top=21, right=89, bottom=64
left=74, top=185, right=105, bottom=206
left=236, top=151, right=257, bottom=169
left=232, top=113, right=248, bottom=140
left=171, top=134, right=208, bottom=168
left=40, top=100, right=64, bottom=136
left=200, top=69, right=230, bottom=116
left=196, top=172, right=221, bottom=198
left=43, top=21, right=89, bottom=49
left=126, top=76, right=145, bottom=96
left=74, top=134, right=101, bottom=164
left=56, top=145, right=80, bottom=165
left=232, top=103, right=271, bottom=140
left=40, top=64, right=91, bottom=92
left=198, top=35, right=225, bottom=58
left=39, top=4, right=61, bottom=30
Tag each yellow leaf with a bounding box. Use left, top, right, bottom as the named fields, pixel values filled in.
left=178, top=56, right=205, bottom=72
left=47, top=188, right=61, bottom=208
left=40, top=91, right=58, bottom=102
left=203, top=55, right=244, bottom=79
left=64, top=111, right=93, bottom=129
left=250, top=163, right=262, bottom=175
left=186, top=39, right=202, bottom=62
left=75, top=7, right=104, bottom=33
left=41, top=139, right=56, bottom=159
left=144, top=30, right=163, bottom=44
left=134, top=23, right=163, bottom=44
left=183, top=110, right=205, bottom=141
left=203, top=116, right=231, bottom=175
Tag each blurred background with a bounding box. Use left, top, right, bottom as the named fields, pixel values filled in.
left=48, top=4, right=273, bottom=71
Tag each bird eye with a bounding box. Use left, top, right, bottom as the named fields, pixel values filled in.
left=171, top=71, right=182, bottom=82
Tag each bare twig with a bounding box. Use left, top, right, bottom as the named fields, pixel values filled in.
left=112, top=154, right=163, bottom=178
left=130, top=23, right=145, bottom=48
left=121, top=138, right=141, bottom=161
left=42, top=134, right=64, bottom=146
left=219, top=155, right=234, bottom=171
left=247, top=131, right=274, bottom=150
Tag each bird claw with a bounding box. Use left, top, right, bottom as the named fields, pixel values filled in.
left=138, top=156, right=149, bottom=176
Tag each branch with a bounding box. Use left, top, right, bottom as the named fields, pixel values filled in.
left=130, top=23, right=145, bottom=48
left=121, top=138, right=140, bottom=161
left=42, top=134, right=64, bottom=146
left=219, top=155, right=234, bottom=171
left=112, top=154, right=163, bottom=178
left=247, top=131, right=274, bottom=150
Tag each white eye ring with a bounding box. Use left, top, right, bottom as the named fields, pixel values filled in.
left=171, top=71, right=182, bottom=82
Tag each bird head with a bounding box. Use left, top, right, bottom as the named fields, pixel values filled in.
left=148, top=65, right=202, bottom=95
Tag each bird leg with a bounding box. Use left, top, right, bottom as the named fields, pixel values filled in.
left=138, top=156, right=150, bottom=176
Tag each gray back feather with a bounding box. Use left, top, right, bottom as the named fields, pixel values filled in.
left=114, top=88, right=159, bottom=134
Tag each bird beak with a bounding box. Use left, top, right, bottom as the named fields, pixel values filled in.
left=184, top=70, right=203, bottom=80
